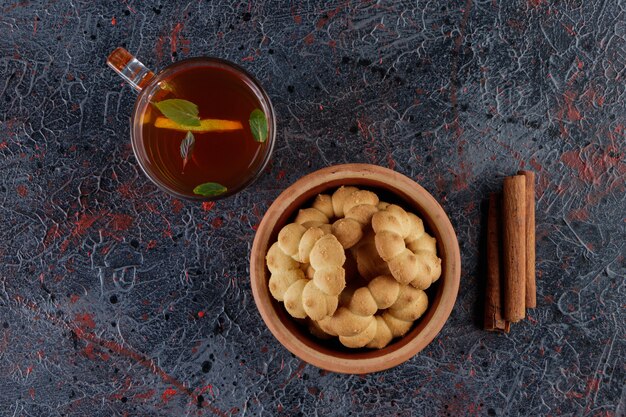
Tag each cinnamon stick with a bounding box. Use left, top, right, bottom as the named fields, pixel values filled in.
left=518, top=170, right=536, bottom=308
left=502, top=175, right=526, bottom=322
left=484, top=193, right=510, bottom=332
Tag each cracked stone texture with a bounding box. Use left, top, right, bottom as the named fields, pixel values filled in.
left=1, top=1, right=624, bottom=416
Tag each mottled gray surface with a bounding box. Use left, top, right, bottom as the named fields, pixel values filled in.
left=1, top=0, right=625, bottom=416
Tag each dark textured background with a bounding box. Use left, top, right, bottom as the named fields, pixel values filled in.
left=1, top=0, right=624, bottom=416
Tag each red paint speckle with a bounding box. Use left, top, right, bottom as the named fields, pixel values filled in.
left=43, top=224, right=61, bottom=248
left=170, top=22, right=190, bottom=56
left=555, top=89, right=585, bottom=137
left=82, top=343, right=97, bottom=360
left=197, top=311, right=205, bottom=318
left=155, top=36, right=167, bottom=61
left=134, top=389, right=155, bottom=400
left=561, top=145, right=625, bottom=185
left=69, top=294, right=80, bottom=304
left=563, top=90, right=582, bottom=122
left=110, top=213, right=134, bottom=231
left=196, top=383, right=214, bottom=397
left=111, top=17, right=116, bottom=25
left=71, top=212, right=105, bottom=238
left=118, top=182, right=133, bottom=199
left=202, top=201, right=215, bottom=212
left=171, top=199, right=184, bottom=214
left=74, top=312, right=96, bottom=330
left=147, top=240, right=157, bottom=249
left=145, top=202, right=159, bottom=214
left=16, top=184, right=28, bottom=197
left=451, top=168, right=470, bottom=192
left=581, top=86, right=605, bottom=108
left=304, top=33, right=315, bottom=45
left=171, top=23, right=183, bottom=54
left=211, top=217, right=223, bottom=228
left=567, top=208, right=590, bottom=221
left=585, top=377, right=601, bottom=397
left=566, top=390, right=584, bottom=399
left=528, top=158, right=548, bottom=197
left=162, top=388, right=177, bottom=403
left=315, top=6, right=342, bottom=29
left=65, top=258, right=76, bottom=273
left=434, top=173, right=447, bottom=196
left=562, top=23, right=575, bottom=36
left=281, top=361, right=307, bottom=388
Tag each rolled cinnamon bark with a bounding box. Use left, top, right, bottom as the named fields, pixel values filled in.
left=502, top=175, right=526, bottom=322
left=517, top=170, right=536, bottom=308
left=484, top=193, right=510, bottom=332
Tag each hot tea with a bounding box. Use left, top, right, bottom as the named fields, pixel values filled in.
left=129, top=58, right=274, bottom=199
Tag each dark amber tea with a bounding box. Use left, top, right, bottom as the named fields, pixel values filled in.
left=134, top=60, right=274, bottom=199
left=109, top=49, right=275, bottom=200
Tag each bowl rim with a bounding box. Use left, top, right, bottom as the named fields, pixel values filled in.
left=250, top=164, right=461, bottom=374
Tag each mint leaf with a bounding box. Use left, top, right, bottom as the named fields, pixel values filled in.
left=249, top=109, right=268, bottom=143
left=193, top=182, right=227, bottom=197
left=180, top=131, right=195, bottom=170
left=154, top=99, right=201, bottom=127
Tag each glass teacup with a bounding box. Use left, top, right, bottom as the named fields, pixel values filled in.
left=107, top=48, right=276, bottom=201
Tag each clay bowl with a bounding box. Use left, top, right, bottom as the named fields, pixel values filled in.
left=250, top=164, right=460, bottom=374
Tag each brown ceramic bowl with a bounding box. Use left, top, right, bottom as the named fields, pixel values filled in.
left=250, top=164, right=460, bottom=374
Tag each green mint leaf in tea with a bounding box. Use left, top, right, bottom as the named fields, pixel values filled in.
left=180, top=131, right=195, bottom=170
left=154, top=99, right=201, bottom=127
left=134, top=61, right=272, bottom=199
left=249, top=109, right=268, bottom=143
left=193, top=182, right=227, bottom=197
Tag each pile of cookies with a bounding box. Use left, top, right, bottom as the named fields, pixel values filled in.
left=265, top=186, right=441, bottom=349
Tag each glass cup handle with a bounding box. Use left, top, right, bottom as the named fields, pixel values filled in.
left=107, top=47, right=155, bottom=92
